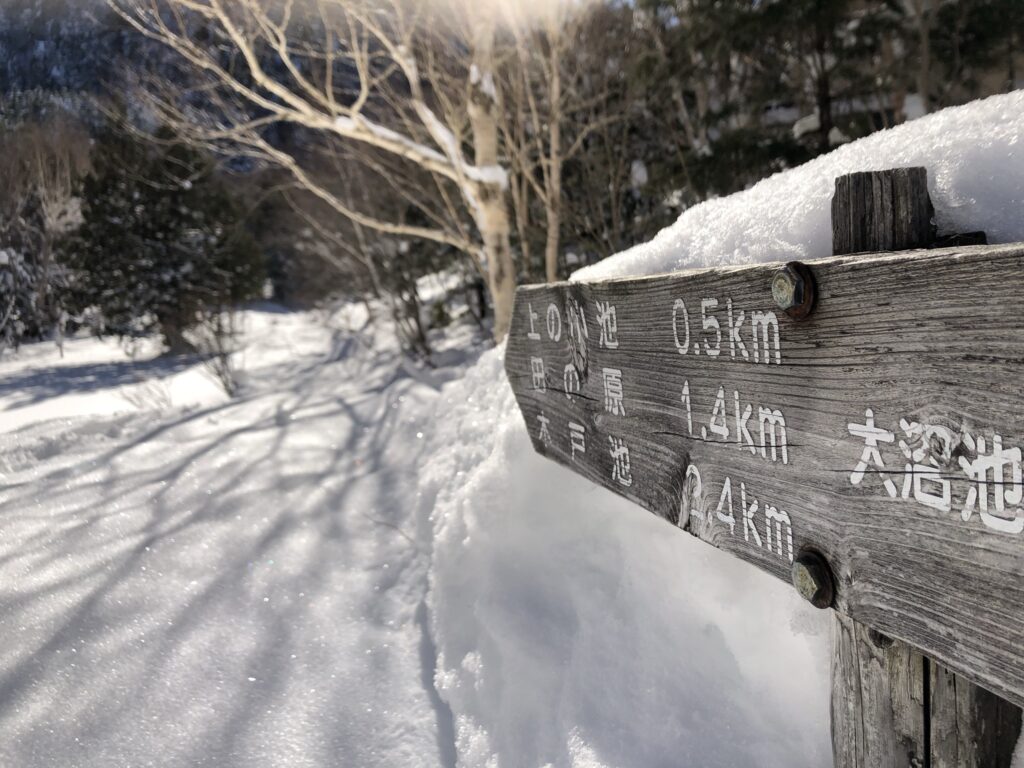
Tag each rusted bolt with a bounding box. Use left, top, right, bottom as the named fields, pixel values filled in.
left=770, top=261, right=817, bottom=320
left=791, top=549, right=835, bottom=609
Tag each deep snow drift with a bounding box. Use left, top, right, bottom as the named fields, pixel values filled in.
left=421, top=355, right=830, bottom=768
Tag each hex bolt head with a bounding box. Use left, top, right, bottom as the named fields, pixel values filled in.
left=770, top=261, right=817, bottom=320
left=791, top=549, right=835, bottom=609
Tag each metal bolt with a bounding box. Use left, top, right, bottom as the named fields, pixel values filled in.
left=791, top=549, right=835, bottom=609
left=770, top=261, right=817, bottom=320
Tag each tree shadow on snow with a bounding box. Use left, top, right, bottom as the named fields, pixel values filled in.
left=0, top=356, right=198, bottom=408
left=0, top=337, right=460, bottom=768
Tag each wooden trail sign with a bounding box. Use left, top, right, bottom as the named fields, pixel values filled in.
left=504, top=168, right=1024, bottom=765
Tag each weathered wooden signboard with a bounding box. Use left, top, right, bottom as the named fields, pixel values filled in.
left=504, top=170, right=1024, bottom=764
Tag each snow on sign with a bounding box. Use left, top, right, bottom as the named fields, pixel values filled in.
left=504, top=242, right=1024, bottom=712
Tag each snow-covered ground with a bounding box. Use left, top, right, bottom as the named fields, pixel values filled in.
left=0, top=304, right=829, bottom=767
left=0, top=308, right=475, bottom=767
left=3, top=92, right=1023, bottom=767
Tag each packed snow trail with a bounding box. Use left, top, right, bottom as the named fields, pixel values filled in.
left=0, top=308, right=461, bottom=767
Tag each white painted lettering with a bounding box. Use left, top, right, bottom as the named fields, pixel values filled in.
left=682, top=464, right=703, bottom=527
left=715, top=476, right=736, bottom=534
left=897, top=419, right=952, bottom=512
left=672, top=299, right=691, bottom=355
left=602, top=368, right=626, bottom=416
left=527, top=303, right=541, bottom=341
left=758, top=407, right=789, bottom=465
left=609, top=437, right=633, bottom=487
left=741, top=482, right=762, bottom=548
left=596, top=301, right=620, bottom=349
left=681, top=380, right=693, bottom=435
left=764, top=505, right=794, bottom=562
left=567, top=297, right=589, bottom=368
left=546, top=303, right=562, bottom=341
left=959, top=433, right=1024, bottom=534
left=704, top=386, right=730, bottom=441
left=734, top=392, right=756, bottom=456
left=727, top=299, right=748, bottom=360
left=701, top=299, right=722, bottom=357
left=563, top=364, right=580, bottom=401
left=537, top=413, right=552, bottom=446
left=530, top=357, right=546, bottom=392
left=750, top=311, right=781, bottom=365
left=569, top=422, right=586, bottom=461
left=848, top=408, right=897, bottom=497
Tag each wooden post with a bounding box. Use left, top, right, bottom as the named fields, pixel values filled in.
left=828, top=168, right=1021, bottom=768
left=831, top=614, right=927, bottom=767
left=832, top=167, right=935, bottom=255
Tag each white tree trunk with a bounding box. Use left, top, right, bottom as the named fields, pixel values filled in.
left=480, top=198, right=516, bottom=342
left=914, top=0, right=933, bottom=114
left=468, top=20, right=516, bottom=341
left=545, top=38, right=562, bottom=284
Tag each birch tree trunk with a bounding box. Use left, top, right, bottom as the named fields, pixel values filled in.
left=544, top=32, right=562, bottom=284
left=468, top=19, right=516, bottom=341
left=913, top=0, right=933, bottom=114
left=543, top=202, right=560, bottom=285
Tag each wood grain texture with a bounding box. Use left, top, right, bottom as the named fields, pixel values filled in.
left=831, top=612, right=926, bottom=768
left=830, top=166, right=1019, bottom=768
left=830, top=613, right=1020, bottom=768
left=930, top=660, right=1021, bottom=768
left=832, top=168, right=935, bottom=255
left=504, top=243, right=1024, bottom=709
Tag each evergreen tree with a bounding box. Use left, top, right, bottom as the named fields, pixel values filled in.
left=64, top=127, right=264, bottom=353
left=0, top=106, right=90, bottom=351
left=0, top=248, right=43, bottom=352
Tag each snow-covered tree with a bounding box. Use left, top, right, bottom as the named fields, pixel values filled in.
left=110, top=0, right=519, bottom=340
left=0, top=107, right=90, bottom=349
left=0, top=249, right=40, bottom=352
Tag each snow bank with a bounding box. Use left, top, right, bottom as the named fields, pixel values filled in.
left=574, top=91, right=1024, bottom=281
left=421, top=351, right=830, bottom=767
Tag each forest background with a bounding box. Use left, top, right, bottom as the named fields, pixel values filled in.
left=1, top=0, right=1020, bottom=374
